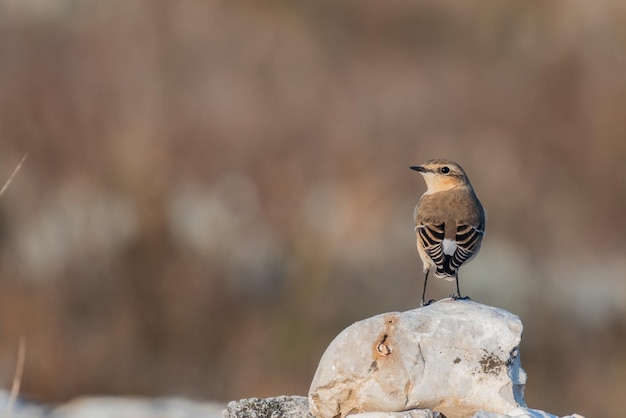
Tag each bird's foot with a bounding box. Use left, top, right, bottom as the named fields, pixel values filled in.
left=420, top=299, right=436, bottom=307
left=450, top=294, right=471, bottom=301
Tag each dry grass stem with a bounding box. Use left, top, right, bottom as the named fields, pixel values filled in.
left=0, top=153, right=27, bottom=199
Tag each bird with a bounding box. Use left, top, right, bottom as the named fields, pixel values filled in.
left=410, top=159, right=485, bottom=306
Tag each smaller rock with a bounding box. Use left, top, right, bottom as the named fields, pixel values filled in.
left=223, top=396, right=313, bottom=418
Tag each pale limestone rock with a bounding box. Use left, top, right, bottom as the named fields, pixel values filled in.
left=309, top=300, right=526, bottom=418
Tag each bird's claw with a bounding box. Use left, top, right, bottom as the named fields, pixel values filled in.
left=421, top=299, right=436, bottom=307
left=451, top=294, right=471, bottom=301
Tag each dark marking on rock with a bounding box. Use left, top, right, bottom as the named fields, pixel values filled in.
left=376, top=333, right=392, bottom=356
left=383, top=313, right=397, bottom=326
left=453, top=357, right=461, bottom=364
left=479, top=351, right=505, bottom=375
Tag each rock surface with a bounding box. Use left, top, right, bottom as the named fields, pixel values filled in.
left=221, top=396, right=584, bottom=418
left=222, top=397, right=441, bottom=418
left=223, top=396, right=312, bottom=418
left=308, top=300, right=526, bottom=418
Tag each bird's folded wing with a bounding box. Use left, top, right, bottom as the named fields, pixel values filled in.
left=450, top=224, right=484, bottom=269
left=416, top=223, right=445, bottom=266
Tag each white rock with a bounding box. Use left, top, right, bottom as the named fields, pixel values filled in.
left=308, top=300, right=527, bottom=418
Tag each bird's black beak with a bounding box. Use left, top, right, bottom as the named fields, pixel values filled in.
left=410, top=165, right=426, bottom=173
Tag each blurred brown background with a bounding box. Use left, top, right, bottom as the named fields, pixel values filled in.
left=0, top=0, right=625, bottom=416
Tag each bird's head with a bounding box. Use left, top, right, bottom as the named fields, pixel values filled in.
left=410, top=159, right=471, bottom=194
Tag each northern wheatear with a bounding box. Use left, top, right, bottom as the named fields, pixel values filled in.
left=410, top=159, right=485, bottom=306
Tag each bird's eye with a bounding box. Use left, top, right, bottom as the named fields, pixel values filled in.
left=440, top=166, right=450, bottom=174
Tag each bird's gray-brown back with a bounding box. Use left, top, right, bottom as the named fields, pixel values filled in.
left=414, top=188, right=484, bottom=239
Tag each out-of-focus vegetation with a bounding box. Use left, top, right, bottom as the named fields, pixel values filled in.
left=0, top=0, right=625, bottom=416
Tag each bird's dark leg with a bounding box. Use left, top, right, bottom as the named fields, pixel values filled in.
left=421, top=269, right=435, bottom=306
left=451, top=270, right=471, bottom=301
left=454, top=270, right=461, bottom=298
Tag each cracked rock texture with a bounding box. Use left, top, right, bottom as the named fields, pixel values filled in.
left=308, top=300, right=526, bottom=418
left=223, top=396, right=313, bottom=418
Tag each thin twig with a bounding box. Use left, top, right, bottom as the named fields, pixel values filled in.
left=1, top=154, right=28, bottom=415
left=0, top=153, right=28, bottom=199
left=6, top=337, right=26, bottom=416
